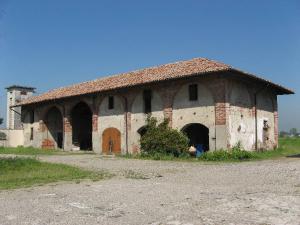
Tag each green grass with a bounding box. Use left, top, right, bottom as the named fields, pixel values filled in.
left=0, top=146, right=93, bottom=155
left=0, top=157, right=111, bottom=190
left=121, top=137, right=300, bottom=162
left=252, top=137, right=300, bottom=160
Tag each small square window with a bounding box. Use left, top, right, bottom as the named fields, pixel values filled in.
left=30, top=127, right=34, bottom=140
left=263, top=120, right=269, bottom=129
left=189, top=84, right=198, bottom=101
left=29, top=111, right=34, bottom=124
left=108, top=96, right=114, bottom=110
left=143, top=90, right=152, bottom=114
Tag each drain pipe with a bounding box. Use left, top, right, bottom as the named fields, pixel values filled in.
left=124, top=97, right=129, bottom=154
left=254, top=84, right=270, bottom=151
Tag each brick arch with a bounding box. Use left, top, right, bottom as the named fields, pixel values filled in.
left=40, top=104, right=64, bottom=123
left=68, top=99, right=93, bottom=115
left=22, top=109, right=34, bottom=124
left=71, top=101, right=93, bottom=150
left=43, top=106, right=64, bottom=149
left=98, top=95, right=125, bottom=115
left=228, top=82, right=252, bottom=108
left=181, top=123, right=210, bottom=152
left=172, top=81, right=215, bottom=109
left=257, top=91, right=274, bottom=112
left=131, top=89, right=164, bottom=114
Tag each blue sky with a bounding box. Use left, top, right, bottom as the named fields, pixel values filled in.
left=0, top=0, right=299, bottom=131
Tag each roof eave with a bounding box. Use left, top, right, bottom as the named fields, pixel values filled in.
left=229, top=68, right=295, bottom=95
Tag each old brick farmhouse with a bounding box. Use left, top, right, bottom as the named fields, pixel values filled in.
left=18, top=58, right=293, bottom=153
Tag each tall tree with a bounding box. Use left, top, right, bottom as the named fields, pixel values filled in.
left=290, top=128, right=298, bottom=136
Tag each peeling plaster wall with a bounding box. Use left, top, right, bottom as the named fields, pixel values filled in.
left=228, top=81, right=277, bottom=150
left=228, top=82, right=255, bottom=150
left=256, top=91, right=276, bottom=149
left=23, top=109, right=40, bottom=148
left=98, top=96, right=126, bottom=154
left=130, top=90, right=164, bottom=153
left=172, top=83, right=216, bottom=151
left=0, top=129, right=24, bottom=147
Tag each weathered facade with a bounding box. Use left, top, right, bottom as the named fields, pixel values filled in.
left=18, top=58, right=293, bottom=153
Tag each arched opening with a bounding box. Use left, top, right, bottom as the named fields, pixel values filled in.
left=137, top=126, right=147, bottom=137
left=182, top=123, right=209, bottom=152
left=45, top=107, right=63, bottom=149
left=102, top=127, right=121, bottom=154
left=71, top=102, right=92, bottom=150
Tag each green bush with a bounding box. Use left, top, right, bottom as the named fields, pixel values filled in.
left=140, top=116, right=189, bottom=157
left=199, top=142, right=256, bottom=161
left=0, top=132, right=7, bottom=140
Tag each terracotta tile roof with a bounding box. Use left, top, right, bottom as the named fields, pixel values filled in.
left=18, top=58, right=294, bottom=106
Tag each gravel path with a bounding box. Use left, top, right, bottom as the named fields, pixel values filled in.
left=0, top=155, right=299, bottom=225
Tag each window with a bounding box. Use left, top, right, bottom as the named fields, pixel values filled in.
left=29, top=111, right=34, bottom=124
left=30, top=127, right=34, bottom=140
left=263, top=120, right=269, bottom=129
left=189, top=84, right=198, bottom=101
left=108, top=96, right=114, bottom=110
left=143, top=90, right=152, bottom=114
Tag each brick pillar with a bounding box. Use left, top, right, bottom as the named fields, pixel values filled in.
left=92, top=107, right=99, bottom=153
left=125, top=110, right=131, bottom=154
left=210, top=80, right=228, bottom=150
left=92, top=114, right=98, bottom=132
left=158, top=84, right=179, bottom=127
left=63, top=108, right=72, bottom=151
left=123, top=93, right=135, bottom=154
left=39, top=119, right=47, bottom=148
left=215, top=102, right=226, bottom=126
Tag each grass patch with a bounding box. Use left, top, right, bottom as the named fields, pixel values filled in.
left=252, top=137, right=300, bottom=160
left=0, top=146, right=93, bottom=156
left=0, top=157, right=111, bottom=190
left=121, top=138, right=300, bottom=162
left=198, top=148, right=256, bottom=161
left=123, top=170, right=149, bottom=179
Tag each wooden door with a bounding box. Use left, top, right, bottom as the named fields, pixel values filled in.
left=102, top=128, right=121, bottom=154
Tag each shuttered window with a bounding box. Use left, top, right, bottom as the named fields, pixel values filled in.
left=143, top=90, right=152, bottom=113
left=189, top=84, right=198, bottom=101
left=108, top=96, right=114, bottom=110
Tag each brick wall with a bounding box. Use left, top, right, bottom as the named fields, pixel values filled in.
left=41, top=139, right=55, bottom=149
left=215, top=102, right=226, bottom=125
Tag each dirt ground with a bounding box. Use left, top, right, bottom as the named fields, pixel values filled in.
left=0, top=155, right=299, bottom=225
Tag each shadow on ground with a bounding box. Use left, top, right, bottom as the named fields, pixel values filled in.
left=286, top=154, right=300, bottom=158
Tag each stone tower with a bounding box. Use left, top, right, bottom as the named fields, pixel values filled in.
left=6, top=85, right=35, bottom=129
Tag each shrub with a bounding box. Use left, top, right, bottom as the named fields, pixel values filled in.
left=199, top=142, right=256, bottom=161
left=0, top=132, right=6, bottom=140
left=140, top=116, right=189, bottom=157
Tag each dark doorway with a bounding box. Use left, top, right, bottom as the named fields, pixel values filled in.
left=137, top=126, right=148, bottom=137
left=45, top=107, right=63, bottom=149
left=71, top=102, right=92, bottom=150
left=182, top=123, right=209, bottom=151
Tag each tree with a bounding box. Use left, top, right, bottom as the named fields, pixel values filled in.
left=290, top=128, right=298, bottom=136
left=0, top=118, right=3, bottom=125
left=140, top=116, right=189, bottom=157
left=279, top=131, right=289, bottom=137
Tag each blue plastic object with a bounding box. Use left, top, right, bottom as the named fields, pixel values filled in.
left=196, top=144, right=204, bottom=157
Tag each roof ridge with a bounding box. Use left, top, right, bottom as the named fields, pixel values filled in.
left=17, top=57, right=293, bottom=106
left=31, top=57, right=215, bottom=96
